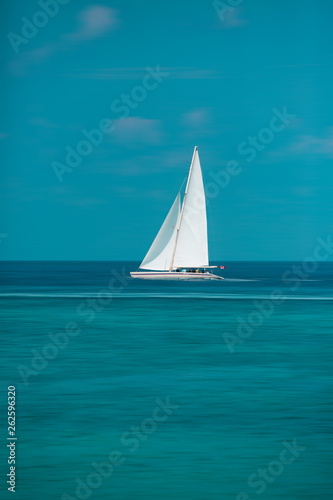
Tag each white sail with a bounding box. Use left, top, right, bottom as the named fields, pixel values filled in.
left=171, top=147, right=208, bottom=268
left=139, top=193, right=181, bottom=270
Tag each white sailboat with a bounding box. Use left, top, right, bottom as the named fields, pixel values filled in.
left=131, top=147, right=223, bottom=280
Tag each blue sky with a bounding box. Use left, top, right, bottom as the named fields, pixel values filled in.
left=1, top=0, right=332, bottom=260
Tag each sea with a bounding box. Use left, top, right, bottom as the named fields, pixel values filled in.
left=0, top=261, right=332, bottom=500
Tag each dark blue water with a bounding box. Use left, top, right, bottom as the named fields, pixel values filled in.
left=2, top=260, right=333, bottom=298
left=1, top=261, right=332, bottom=499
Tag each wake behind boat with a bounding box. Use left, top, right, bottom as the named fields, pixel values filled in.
left=131, top=147, right=223, bottom=281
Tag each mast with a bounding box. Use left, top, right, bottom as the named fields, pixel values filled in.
left=169, top=146, right=198, bottom=270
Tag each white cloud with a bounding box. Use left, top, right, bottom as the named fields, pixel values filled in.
left=180, top=108, right=215, bottom=140
left=64, top=67, right=219, bottom=80
left=64, top=197, right=106, bottom=207
left=290, top=128, right=333, bottom=158
left=112, top=117, right=163, bottom=145
left=182, top=108, right=210, bottom=127
left=10, top=6, right=118, bottom=75
left=221, top=8, right=247, bottom=28
left=66, top=6, right=118, bottom=41
left=29, top=117, right=60, bottom=128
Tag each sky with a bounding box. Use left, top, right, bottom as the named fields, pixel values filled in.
left=1, top=0, right=332, bottom=261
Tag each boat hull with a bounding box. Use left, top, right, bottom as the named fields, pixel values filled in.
left=130, top=271, right=223, bottom=280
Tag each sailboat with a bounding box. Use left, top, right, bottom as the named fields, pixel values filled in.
left=131, top=146, right=223, bottom=280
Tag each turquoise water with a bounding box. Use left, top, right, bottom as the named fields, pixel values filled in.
left=1, top=261, right=333, bottom=499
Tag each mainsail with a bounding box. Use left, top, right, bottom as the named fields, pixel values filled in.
left=139, top=147, right=209, bottom=271
left=171, top=147, right=208, bottom=268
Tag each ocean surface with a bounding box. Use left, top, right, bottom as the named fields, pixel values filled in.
left=1, top=261, right=332, bottom=500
